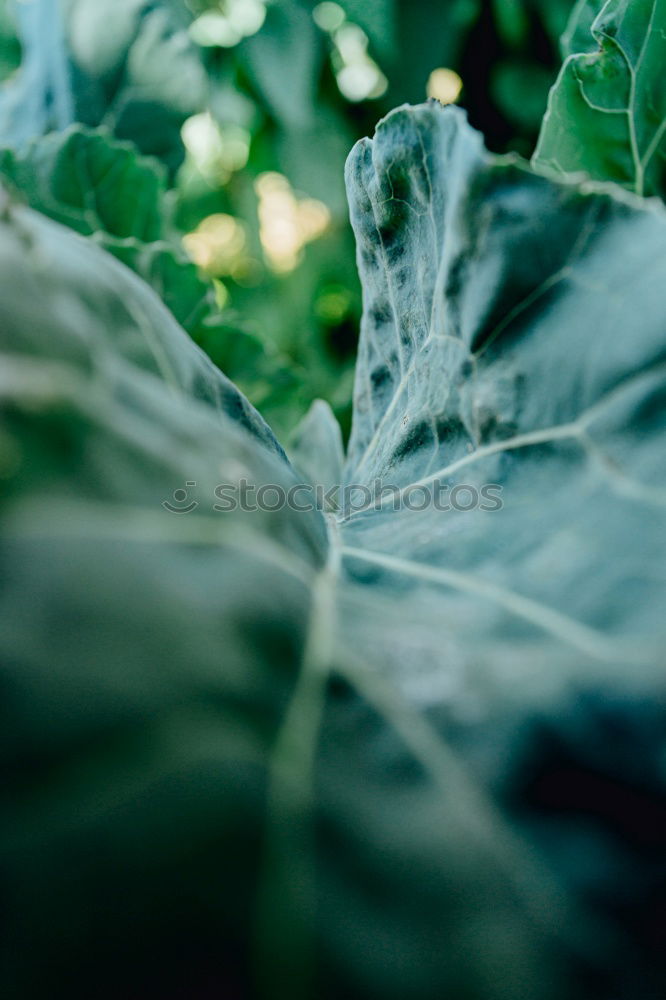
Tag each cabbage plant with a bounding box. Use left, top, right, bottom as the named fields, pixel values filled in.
left=1, top=2, right=666, bottom=998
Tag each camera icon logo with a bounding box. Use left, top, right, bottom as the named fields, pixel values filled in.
left=162, top=482, right=199, bottom=513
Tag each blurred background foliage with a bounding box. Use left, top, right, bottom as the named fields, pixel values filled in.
left=0, top=0, right=576, bottom=439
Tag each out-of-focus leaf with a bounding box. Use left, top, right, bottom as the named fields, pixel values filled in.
left=0, top=125, right=165, bottom=240
left=492, top=0, right=530, bottom=47
left=335, top=0, right=397, bottom=60
left=0, top=195, right=288, bottom=456
left=0, top=193, right=328, bottom=999
left=535, top=0, right=666, bottom=197
left=0, top=125, right=216, bottom=333
left=388, top=0, right=481, bottom=104
left=0, top=124, right=310, bottom=438
left=276, top=105, right=354, bottom=216
left=193, top=311, right=309, bottom=441
left=0, top=0, right=207, bottom=171
left=239, top=0, right=323, bottom=130
left=492, top=60, right=558, bottom=131
left=529, top=0, right=576, bottom=48
left=0, top=0, right=74, bottom=145
left=289, top=399, right=344, bottom=493
left=0, top=0, right=20, bottom=82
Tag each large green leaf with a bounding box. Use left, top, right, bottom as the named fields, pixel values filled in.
left=534, top=0, right=666, bottom=197
left=336, top=102, right=666, bottom=995
left=343, top=102, right=666, bottom=675
left=0, top=0, right=207, bottom=170
left=3, top=102, right=666, bottom=999
left=0, top=189, right=328, bottom=998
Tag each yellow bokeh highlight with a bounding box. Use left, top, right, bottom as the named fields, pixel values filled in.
left=184, top=176, right=332, bottom=280
left=255, top=173, right=331, bottom=274
left=183, top=214, right=247, bottom=276
left=426, top=67, right=463, bottom=105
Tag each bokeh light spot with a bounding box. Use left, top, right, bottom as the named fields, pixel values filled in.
left=181, top=113, right=250, bottom=183
left=313, top=2, right=346, bottom=33
left=183, top=214, right=247, bottom=276
left=255, top=173, right=331, bottom=274
left=427, top=67, right=463, bottom=105
left=190, top=0, right=267, bottom=48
